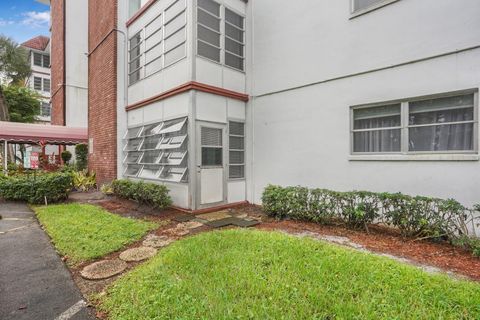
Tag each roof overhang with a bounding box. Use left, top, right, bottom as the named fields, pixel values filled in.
left=0, top=121, right=87, bottom=145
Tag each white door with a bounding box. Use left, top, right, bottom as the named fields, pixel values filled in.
left=196, top=122, right=227, bottom=208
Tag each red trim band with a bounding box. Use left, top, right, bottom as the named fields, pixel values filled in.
left=126, top=0, right=157, bottom=27
left=126, top=81, right=249, bottom=111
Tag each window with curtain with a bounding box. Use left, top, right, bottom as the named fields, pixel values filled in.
left=351, top=92, right=477, bottom=154
left=409, top=94, right=474, bottom=152
left=353, top=104, right=401, bottom=153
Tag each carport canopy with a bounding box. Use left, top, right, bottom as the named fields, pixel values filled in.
left=0, top=121, right=87, bottom=145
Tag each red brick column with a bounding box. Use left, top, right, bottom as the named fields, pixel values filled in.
left=50, top=0, right=66, bottom=126
left=88, top=0, right=118, bottom=185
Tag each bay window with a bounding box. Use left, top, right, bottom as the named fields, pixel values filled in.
left=351, top=91, right=477, bottom=155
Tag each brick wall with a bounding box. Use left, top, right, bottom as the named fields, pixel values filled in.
left=50, top=0, right=65, bottom=126
left=88, top=0, right=118, bottom=185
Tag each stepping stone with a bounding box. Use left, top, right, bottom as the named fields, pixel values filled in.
left=197, top=211, right=232, bottom=221
left=164, top=226, right=190, bottom=237
left=80, top=259, right=127, bottom=280
left=119, top=246, right=157, bottom=262
left=205, top=217, right=241, bottom=228
left=142, top=235, right=174, bottom=248
left=172, top=215, right=196, bottom=223
left=179, top=221, right=204, bottom=229
left=232, top=219, right=261, bottom=228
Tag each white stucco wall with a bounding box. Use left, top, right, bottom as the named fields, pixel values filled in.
left=65, top=0, right=88, bottom=128
left=248, top=0, right=480, bottom=207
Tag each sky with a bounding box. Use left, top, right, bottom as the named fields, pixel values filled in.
left=0, top=0, right=50, bottom=44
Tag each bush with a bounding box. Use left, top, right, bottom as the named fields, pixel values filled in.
left=262, top=185, right=479, bottom=253
left=0, top=172, right=73, bottom=204
left=112, top=179, right=172, bottom=210
left=72, top=170, right=96, bottom=192
left=100, top=183, right=114, bottom=195
left=75, top=144, right=88, bottom=171
left=61, top=150, right=72, bottom=163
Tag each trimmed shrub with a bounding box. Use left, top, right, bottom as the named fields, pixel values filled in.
left=112, top=179, right=172, bottom=210
left=0, top=172, right=73, bottom=204
left=61, top=150, right=72, bottom=163
left=262, top=185, right=479, bottom=253
left=75, top=144, right=88, bottom=171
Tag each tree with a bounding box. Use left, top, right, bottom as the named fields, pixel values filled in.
left=75, top=144, right=88, bottom=171
left=2, top=85, right=40, bottom=123
left=0, top=36, right=31, bottom=85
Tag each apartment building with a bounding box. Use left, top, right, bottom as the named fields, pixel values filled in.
left=52, top=0, right=480, bottom=211
left=21, top=36, right=51, bottom=123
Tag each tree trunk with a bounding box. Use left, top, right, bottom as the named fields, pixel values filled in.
left=0, top=86, right=10, bottom=121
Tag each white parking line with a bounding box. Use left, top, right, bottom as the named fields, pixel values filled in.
left=55, top=300, right=87, bottom=320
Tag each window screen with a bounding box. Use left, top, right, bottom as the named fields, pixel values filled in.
left=201, top=127, right=223, bottom=166
left=353, top=104, right=401, bottom=153
left=408, top=94, right=474, bottom=152
left=123, top=117, right=188, bottom=183
left=43, top=78, right=50, bottom=92
left=33, top=53, right=42, bottom=66
left=33, top=77, right=42, bottom=91
left=197, top=0, right=221, bottom=63
left=40, top=102, right=51, bottom=117
left=353, top=0, right=384, bottom=12
left=229, top=121, right=245, bottom=178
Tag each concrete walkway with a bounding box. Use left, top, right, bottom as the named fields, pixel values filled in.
left=0, top=202, right=93, bottom=320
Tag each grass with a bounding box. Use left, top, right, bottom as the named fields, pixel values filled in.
left=100, top=229, right=480, bottom=320
left=34, top=203, right=157, bottom=265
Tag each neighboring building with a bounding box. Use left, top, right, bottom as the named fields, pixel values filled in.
left=42, top=0, right=88, bottom=129
left=51, top=0, right=480, bottom=211
left=21, top=35, right=52, bottom=123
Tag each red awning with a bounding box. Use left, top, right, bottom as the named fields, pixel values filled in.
left=0, top=121, right=88, bottom=145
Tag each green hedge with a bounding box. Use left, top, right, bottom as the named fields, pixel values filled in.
left=112, top=179, right=172, bottom=210
left=262, top=185, right=480, bottom=255
left=0, top=172, right=73, bottom=204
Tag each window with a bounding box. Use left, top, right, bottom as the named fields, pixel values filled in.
left=352, top=0, right=398, bottom=14
left=229, top=121, right=245, bottom=179
left=351, top=92, right=477, bottom=154
left=33, top=53, right=42, bottom=66
left=123, top=117, right=188, bottom=182
left=42, top=54, right=50, bottom=67
left=33, top=77, right=42, bottom=91
left=128, top=32, right=142, bottom=85
left=127, top=0, right=187, bottom=85
left=196, top=0, right=245, bottom=71
left=33, top=53, right=50, bottom=67
left=43, top=78, right=50, bottom=92
left=40, top=102, right=51, bottom=117
left=224, top=9, right=244, bottom=71
left=201, top=127, right=223, bottom=166
left=129, top=0, right=141, bottom=18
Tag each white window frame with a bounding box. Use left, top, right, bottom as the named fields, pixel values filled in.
left=350, top=89, right=479, bottom=161
left=350, top=0, right=400, bottom=18
left=196, top=0, right=245, bottom=73
left=228, top=120, right=245, bottom=180
left=127, top=0, right=187, bottom=86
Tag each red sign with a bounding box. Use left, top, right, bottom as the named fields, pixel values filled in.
left=30, top=152, right=39, bottom=169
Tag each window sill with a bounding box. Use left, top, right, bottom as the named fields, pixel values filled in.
left=349, top=0, right=400, bottom=19
left=348, top=154, right=480, bottom=162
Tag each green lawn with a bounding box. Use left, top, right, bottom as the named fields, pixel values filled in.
left=101, top=229, right=480, bottom=320
left=34, top=203, right=157, bottom=265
